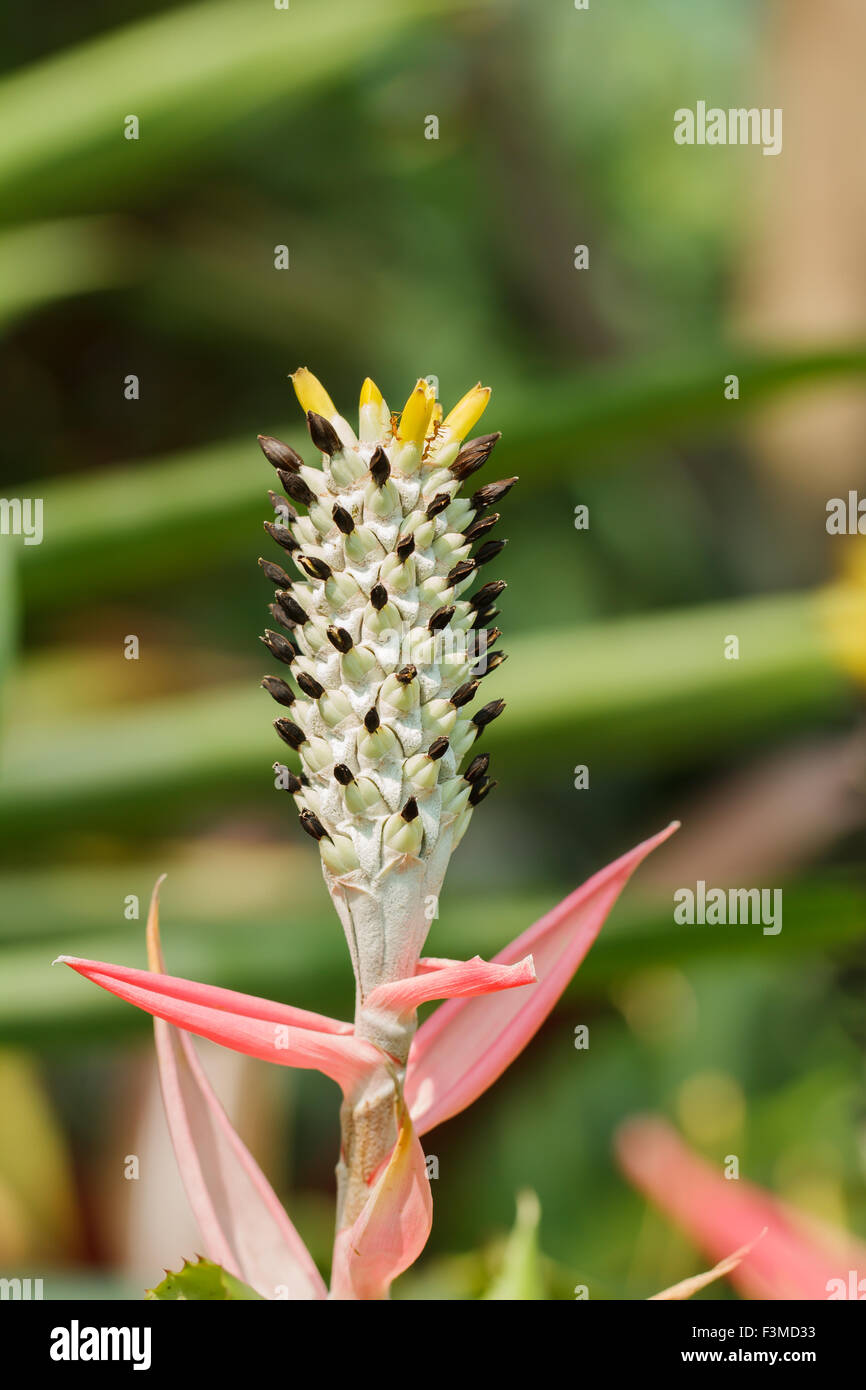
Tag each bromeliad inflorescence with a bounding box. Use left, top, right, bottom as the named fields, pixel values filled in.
left=259, top=371, right=512, bottom=1052
left=58, top=369, right=676, bottom=1300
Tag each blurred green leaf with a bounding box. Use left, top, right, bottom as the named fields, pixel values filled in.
left=482, top=1190, right=545, bottom=1299
left=0, top=0, right=481, bottom=223
left=0, top=219, right=128, bottom=330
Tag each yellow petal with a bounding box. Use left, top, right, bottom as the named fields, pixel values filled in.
left=291, top=367, right=337, bottom=419
left=399, top=380, right=436, bottom=446
left=359, top=376, right=391, bottom=443
left=441, top=383, right=490, bottom=439
left=359, top=377, right=383, bottom=409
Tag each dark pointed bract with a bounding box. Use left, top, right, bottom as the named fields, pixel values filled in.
left=471, top=477, right=518, bottom=511
left=462, top=512, right=499, bottom=543
left=307, top=411, right=342, bottom=456
left=274, top=717, right=306, bottom=750
left=446, top=559, right=475, bottom=586
left=472, top=698, right=505, bottom=731
left=258, top=434, right=304, bottom=473
left=299, top=808, right=330, bottom=841
left=450, top=678, right=480, bottom=709
left=264, top=520, right=299, bottom=553
left=469, top=580, right=507, bottom=610
left=463, top=753, right=489, bottom=784
left=369, top=445, right=391, bottom=486
left=474, top=650, right=508, bottom=676
left=296, top=672, right=325, bottom=700
left=468, top=777, right=497, bottom=806
left=268, top=490, right=297, bottom=521
left=332, top=504, right=355, bottom=534
left=297, top=553, right=332, bottom=582
left=258, top=556, right=293, bottom=588
left=279, top=472, right=317, bottom=508
left=450, top=431, right=501, bottom=482
left=260, top=629, right=296, bottom=665
left=269, top=602, right=296, bottom=632
left=425, top=491, right=452, bottom=519
left=327, top=625, right=353, bottom=653
left=396, top=532, right=415, bottom=562
left=261, top=675, right=295, bottom=707
left=428, top=604, right=455, bottom=632
left=274, top=590, right=309, bottom=625
left=473, top=538, right=507, bottom=567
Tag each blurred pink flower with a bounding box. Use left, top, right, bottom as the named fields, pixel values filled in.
left=616, top=1114, right=866, bottom=1300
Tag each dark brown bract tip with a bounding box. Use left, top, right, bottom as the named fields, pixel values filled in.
left=472, top=698, right=505, bottom=731
left=306, top=411, right=342, bottom=456
left=462, top=512, right=499, bottom=543
left=428, top=604, right=455, bottom=632
left=258, top=556, right=294, bottom=588
left=450, top=678, right=480, bottom=709
left=264, top=520, right=300, bottom=553
left=471, top=477, right=518, bottom=511
left=369, top=445, right=391, bottom=486
left=274, top=717, right=306, bottom=750
left=332, top=504, right=355, bottom=534
left=260, top=630, right=297, bottom=665
left=261, top=675, right=295, bottom=707
left=299, top=808, right=331, bottom=841
left=473, top=538, right=507, bottom=567
left=296, top=672, right=325, bottom=700
left=446, top=559, right=475, bottom=587
left=463, top=753, right=489, bottom=783
left=468, top=776, right=497, bottom=806
left=258, top=434, right=304, bottom=473
left=297, top=553, right=332, bottom=582
left=274, top=590, right=309, bottom=625
left=279, top=472, right=317, bottom=508
left=396, top=532, right=415, bottom=562
left=469, top=580, right=507, bottom=610
left=327, top=625, right=353, bottom=653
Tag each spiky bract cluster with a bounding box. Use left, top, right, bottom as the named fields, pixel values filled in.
left=257, top=369, right=516, bottom=1021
